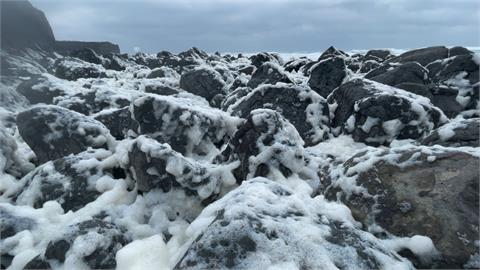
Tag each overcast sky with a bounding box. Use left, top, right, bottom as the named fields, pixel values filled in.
left=30, top=0, right=480, bottom=54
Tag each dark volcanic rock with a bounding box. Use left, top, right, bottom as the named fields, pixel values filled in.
left=369, top=62, right=430, bottom=87
left=227, top=84, right=330, bottom=146
left=364, top=49, right=393, bottom=62
left=54, top=58, right=106, bottom=81
left=147, top=67, right=178, bottom=79
left=324, top=148, right=480, bottom=269
left=55, top=40, right=120, bottom=55
left=249, top=52, right=281, bottom=68
left=16, top=75, right=65, bottom=105
left=308, top=56, right=347, bottom=98
left=387, top=46, right=449, bottom=66
left=327, top=78, right=447, bottom=145
left=394, top=82, right=433, bottom=99
left=126, top=136, right=235, bottom=200
left=45, top=219, right=128, bottom=269
left=144, top=84, right=182, bottom=96
left=132, top=95, right=241, bottom=156
left=216, top=109, right=306, bottom=184
left=284, top=58, right=311, bottom=72
left=238, top=65, right=256, bottom=75
left=0, top=206, right=36, bottom=240
left=247, top=62, right=292, bottom=88
left=0, top=0, right=55, bottom=52
left=15, top=149, right=120, bottom=212
left=419, top=118, right=480, bottom=147
left=94, top=107, right=139, bottom=140
left=175, top=178, right=412, bottom=270
left=318, top=46, right=347, bottom=61
left=17, top=105, right=113, bottom=164
left=179, top=67, right=226, bottom=101
left=69, top=48, right=103, bottom=65
left=429, top=85, right=464, bottom=118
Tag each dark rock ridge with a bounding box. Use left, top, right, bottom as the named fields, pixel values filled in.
left=55, top=41, right=120, bottom=55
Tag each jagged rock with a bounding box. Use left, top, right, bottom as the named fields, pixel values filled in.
left=216, top=109, right=306, bottom=183
left=247, top=62, right=292, bottom=88
left=227, top=84, right=330, bottom=146
left=308, top=56, right=347, bottom=98
left=220, top=87, right=251, bottom=111
left=449, top=46, right=474, bottom=57
left=103, top=53, right=127, bottom=71
left=327, top=78, right=447, bottom=145
left=54, top=58, right=107, bottom=81
left=318, top=46, right=347, bottom=61
left=175, top=178, right=414, bottom=270
left=70, top=48, right=103, bottom=65
left=15, top=149, right=125, bottom=212
left=387, top=46, right=449, bottom=66
left=94, top=107, right=138, bottom=140
left=179, top=67, right=226, bottom=101
left=369, top=62, right=430, bottom=86
left=45, top=219, right=128, bottom=269
left=419, top=118, right=480, bottom=147
left=17, top=105, right=113, bottom=163
left=178, top=47, right=209, bottom=60
left=228, top=74, right=249, bottom=92
left=125, top=136, right=236, bottom=200
left=427, top=54, right=479, bottom=86
left=0, top=0, right=55, bottom=52
left=132, top=95, right=241, bottom=156
left=359, top=60, right=381, bottom=73
left=324, top=148, right=479, bottom=269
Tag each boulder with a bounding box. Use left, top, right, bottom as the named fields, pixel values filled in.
left=144, top=84, right=182, bottom=96
left=324, top=148, right=479, bottom=268
left=179, top=67, right=226, bottom=101
left=318, top=46, right=347, bottom=61
left=238, top=65, right=256, bottom=75
left=15, top=149, right=124, bottom=212
left=16, top=75, right=65, bottom=105
left=387, top=46, right=449, bottom=66
left=93, top=107, right=139, bottom=140
left=284, top=58, right=311, bottom=72
left=327, top=78, right=447, bottom=145
left=175, top=178, right=414, bottom=270
left=216, top=109, right=306, bottom=184
left=178, top=47, right=209, bottom=60
left=369, top=62, right=430, bottom=87
left=449, top=46, right=474, bottom=57
left=359, top=60, right=381, bottom=74
left=394, top=83, right=433, bottom=99
left=125, top=136, right=236, bottom=200
left=132, top=95, right=242, bottom=156
left=146, top=66, right=179, bottom=79
left=44, top=219, right=128, bottom=269
left=364, top=49, right=393, bottom=62
left=0, top=125, right=34, bottom=179
left=249, top=52, right=281, bottom=68
left=308, top=56, right=347, bottom=98
left=17, top=105, right=113, bottom=164
left=247, top=62, right=292, bottom=88
left=227, top=84, right=330, bottom=146
left=54, top=58, right=107, bottom=81
left=419, top=118, right=480, bottom=147
left=429, top=85, right=465, bottom=118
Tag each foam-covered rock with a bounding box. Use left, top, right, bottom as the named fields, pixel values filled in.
left=132, top=95, right=242, bottom=156
left=175, top=178, right=414, bottom=270
left=227, top=84, right=330, bottom=146
left=318, top=46, right=348, bottom=61
left=124, top=136, right=237, bottom=201
left=327, top=78, right=447, bottom=145
left=369, top=62, right=430, bottom=87
left=308, top=56, right=347, bottom=98
left=54, top=58, right=107, bottom=81
left=15, top=149, right=124, bottom=212
left=179, top=66, right=226, bottom=101
left=216, top=109, right=306, bottom=184
left=247, top=62, right=292, bottom=88
left=249, top=52, right=281, bottom=68
left=419, top=118, right=480, bottom=147
left=44, top=218, right=128, bottom=269
left=17, top=105, right=114, bottom=163
left=16, top=75, right=66, bottom=105
left=93, top=107, right=139, bottom=140
left=323, top=147, right=479, bottom=268
left=69, top=48, right=103, bottom=65
left=387, top=46, right=448, bottom=66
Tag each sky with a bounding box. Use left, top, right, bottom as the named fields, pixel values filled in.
left=30, top=0, right=480, bottom=54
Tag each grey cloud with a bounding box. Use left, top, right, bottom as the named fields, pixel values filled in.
left=30, top=0, right=480, bottom=53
